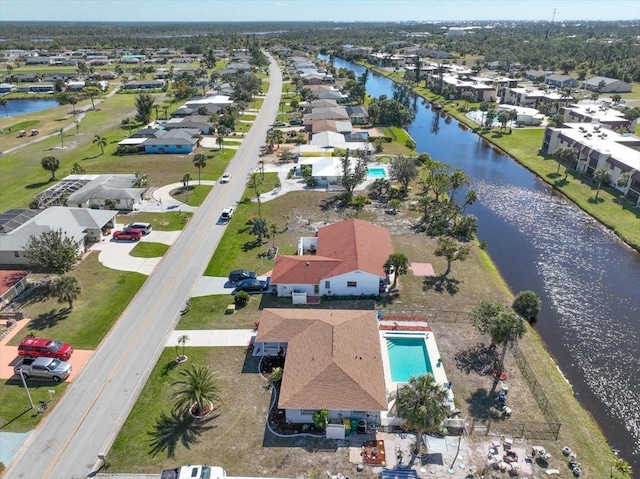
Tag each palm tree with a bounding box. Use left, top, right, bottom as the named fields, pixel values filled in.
left=41, top=156, right=60, bottom=181
left=175, top=334, right=190, bottom=361
left=552, top=146, right=577, bottom=177
left=69, top=95, right=77, bottom=115
left=0, top=97, right=8, bottom=117
left=251, top=218, right=268, bottom=244
left=384, top=252, right=409, bottom=289
left=434, top=237, right=470, bottom=276
left=170, top=364, right=224, bottom=417
left=592, top=167, right=611, bottom=200
left=58, top=128, right=65, bottom=148
left=192, top=154, right=207, bottom=185
left=217, top=132, right=225, bottom=151
left=269, top=223, right=278, bottom=248
left=182, top=173, right=192, bottom=202
left=53, top=275, right=81, bottom=310
left=93, top=135, right=107, bottom=155
left=395, top=374, right=449, bottom=455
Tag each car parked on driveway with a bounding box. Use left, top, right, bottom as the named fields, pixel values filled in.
left=18, top=337, right=73, bottom=361
left=235, top=278, right=269, bottom=292
left=228, top=269, right=257, bottom=283
left=126, top=222, right=152, bottom=235
left=273, top=121, right=285, bottom=127
left=14, top=357, right=72, bottom=382
left=288, top=118, right=303, bottom=125
left=113, top=229, right=142, bottom=241
left=220, top=207, right=234, bottom=222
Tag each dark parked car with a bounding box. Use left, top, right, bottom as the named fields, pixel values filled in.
left=228, top=270, right=257, bottom=283
left=288, top=118, right=303, bottom=126
left=235, top=278, right=269, bottom=292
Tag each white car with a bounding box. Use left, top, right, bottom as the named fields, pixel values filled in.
left=220, top=173, right=231, bottom=183
left=220, top=207, right=234, bottom=222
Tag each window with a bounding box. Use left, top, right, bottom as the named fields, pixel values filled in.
left=325, top=281, right=330, bottom=289
left=301, top=409, right=315, bottom=416
left=347, top=281, right=357, bottom=288
left=14, top=251, right=20, bottom=257
left=351, top=410, right=366, bottom=416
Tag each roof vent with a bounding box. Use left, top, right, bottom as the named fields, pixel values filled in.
left=306, top=262, right=310, bottom=266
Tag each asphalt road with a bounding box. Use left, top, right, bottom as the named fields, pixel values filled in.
left=4, top=54, right=282, bottom=479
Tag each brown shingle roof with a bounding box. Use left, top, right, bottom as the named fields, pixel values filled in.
left=270, top=219, right=393, bottom=285
left=256, top=308, right=387, bottom=411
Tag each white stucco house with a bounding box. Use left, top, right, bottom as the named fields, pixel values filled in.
left=270, top=218, right=393, bottom=299
left=0, top=207, right=116, bottom=266
left=252, top=308, right=387, bottom=433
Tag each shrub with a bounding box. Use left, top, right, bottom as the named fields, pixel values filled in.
left=234, top=291, right=250, bottom=307
left=512, top=291, right=541, bottom=321
left=269, top=366, right=283, bottom=383
left=312, top=409, right=328, bottom=430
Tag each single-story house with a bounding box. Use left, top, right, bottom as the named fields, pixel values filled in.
left=345, top=105, right=369, bottom=125
left=163, top=115, right=212, bottom=134
left=0, top=83, right=17, bottom=94
left=0, top=270, right=30, bottom=307
left=252, top=308, right=387, bottom=428
left=0, top=207, right=116, bottom=266
left=583, top=76, right=632, bottom=93
left=142, top=129, right=200, bottom=153
left=123, top=79, right=166, bottom=90
left=271, top=218, right=393, bottom=298
left=66, top=174, right=147, bottom=210
left=303, top=107, right=350, bottom=122
left=545, top=74, right=579, bottom=88
left=309, top=119, right=353, bottom=134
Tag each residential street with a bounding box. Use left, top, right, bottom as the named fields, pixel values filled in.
left=4, top=54, right=282, bottom=479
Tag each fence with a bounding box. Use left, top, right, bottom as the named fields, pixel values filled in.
left=467, top=417, right=561, bottom=441
left=379, top=308, right=470, bottom=323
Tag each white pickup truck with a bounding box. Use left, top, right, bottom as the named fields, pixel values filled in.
left=161, top=465, right=225, bottom=479
left=14, top=357, right=72, bottom=382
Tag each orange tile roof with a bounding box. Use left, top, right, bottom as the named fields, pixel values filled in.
left=256, top=308, right=387, bottom=412
left=270, top=219, right=393, bottom=285
left=0, top=270, right=30, bottom=298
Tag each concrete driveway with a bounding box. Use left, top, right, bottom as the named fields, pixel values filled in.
left=90, top=230, right=181, bottom=276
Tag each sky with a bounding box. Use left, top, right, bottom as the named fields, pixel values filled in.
left=0, top=0, right=639, bottom=23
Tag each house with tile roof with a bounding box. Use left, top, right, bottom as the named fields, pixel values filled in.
left=253, top=308, right=387, bottom=426
left=270, top=218, right=393, bottom=299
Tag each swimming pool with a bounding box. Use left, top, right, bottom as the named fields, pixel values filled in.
left=367, top=167, right=387, bottom=179
left=386, top=336, right=433, bottom=382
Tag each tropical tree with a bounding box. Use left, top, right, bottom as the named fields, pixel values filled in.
left=53, top=274, right=81, bottom=310
left=388, top=198, right=402, bottom=214
left=82, top=86, right=101, bottom=110
left=170, top=364, right=224, bottom=417
left=460, top=91, right=475, bottom=110
left=512, top=291, right=541, bottom=321
left=395, top=374, right=449, bottom=454
left=68, top=95, right=77, bottom=115
left=251, top=218, right=268, bottom=244
left=133, top=172, right=148, bottom=188
left=592, top=167, right=611, bottom=200
left=192, top=153, right=207, bottom=185
left=93, top=135, right=107, bottom=155
left=497, top=110, right=511, bottom=131
left=70, top=162, right=86, bottom=174
left=389, top=155, right=419, bottom=193
left=384, top=252, right=409, bottom=289
left=58, top=128, right=65, bottom=148
left=338, top=150, right=368, bottom=203
left=269, top=223, right=279, bottom=248
left=182, top=173, right=192, bottom=201
left=175, top=334, right=190, bottom=361
left=434, top=237, right=470, bottom=276
left=23, top=229, right=81, bottom=274
left=0, top=97, right=8, bottom=117
left=41, top=155, right=60, bottom=181
left=134, top=92, right=155, bottom=125
left=552, top=146, right=577, bottom=177
left=470, top=300, right=527, bottom=379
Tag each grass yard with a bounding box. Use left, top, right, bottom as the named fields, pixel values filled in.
left=177, top=294, right=260, bottom=330
left=129, top=242, right=170, bottom=258
left=107, top=347, right=353, bottom=477
left=170, top=185, right=213, bottom=207
left=9, top=253, right=146, bottom=350
left=117, top=211, right=193, bottom=231
left=0, top=381, right=69, bottom=433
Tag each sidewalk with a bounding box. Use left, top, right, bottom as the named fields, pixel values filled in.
left=166, top=329, right=254, bottom=347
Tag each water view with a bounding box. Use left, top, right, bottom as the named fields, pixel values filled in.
left=0, top=98, right=60, bottom=117
left=323, top=55, right=640, bottom=469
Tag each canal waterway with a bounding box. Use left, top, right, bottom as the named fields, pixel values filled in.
left=0, top=98, right=60, bottom=117
left=323, top=55, right=640, bottom=469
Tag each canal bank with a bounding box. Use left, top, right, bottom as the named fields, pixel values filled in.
left=322, top=55, right=640, bottom=473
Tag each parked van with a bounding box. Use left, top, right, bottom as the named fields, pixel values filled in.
left=126, top=222, right=152, bottom=235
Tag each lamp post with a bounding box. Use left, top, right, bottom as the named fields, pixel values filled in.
left=17, top=369, right=34, bottom=409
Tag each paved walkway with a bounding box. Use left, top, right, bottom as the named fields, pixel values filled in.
left=166, top=329, right=254, bottom=347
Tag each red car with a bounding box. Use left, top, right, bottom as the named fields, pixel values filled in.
left=18, top=337, right=74, bottom=361
left=113, top=228, right=142, bottom=241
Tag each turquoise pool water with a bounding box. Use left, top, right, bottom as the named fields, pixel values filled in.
left=367, top=167, right=387, bottom=179
left=386, top=336, right=432, bottom=382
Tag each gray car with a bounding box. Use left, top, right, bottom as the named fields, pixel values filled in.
left=14, top=356, right=73, bottom=382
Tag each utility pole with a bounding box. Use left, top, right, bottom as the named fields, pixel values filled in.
left=18, top=369, right=34, bottom=409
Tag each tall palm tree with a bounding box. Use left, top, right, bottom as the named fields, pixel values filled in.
left=175, top=334, right=190, bottom=361
left=93, top=135, right=107, bottom=155
left=59, top=128, right=65, bottom=148
left=0, top=97, right=8, bottom=117
left=69, top=95, right=77, bottom=115
left=395, top=374, right=449, bottom=454
left=41, top=156, right=60, bottom=181
left=251, top=218, right=268, bottom=244
left=170, top=364, right=224, bottom=417
left=53, top=275, right=81, bottom=310
left=592, top=167, right=611, bottom=200
left=269, top=223, right=278, bottom=248
left=192, top=154, right=207, bottom=185
left=384, top=253, right=409, bottom=288
left=182, top=173, right=192, bottom=202
left=491, top=310, right=527, bottom=378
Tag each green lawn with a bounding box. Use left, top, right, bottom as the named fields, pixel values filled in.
left=0, top=381, right=69, bottom=433
left=170, top=185, right=212, bottom=207
left=9, top=253, right=146, bottom=350
left=129, top=242, right=170, bottom=258
left=117, top=211, right=193, bottom=231
left=176, top=294, right=261, bottom=330
left=203, top=173, right=282, bottom=276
